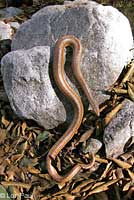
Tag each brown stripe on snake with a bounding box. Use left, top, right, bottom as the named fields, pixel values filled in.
left=47, top=35, right=100, bottom=184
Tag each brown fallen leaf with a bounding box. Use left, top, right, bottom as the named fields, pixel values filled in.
left=113, top=87, right=128, bottom=94
left=99, top=162, right=112, bottom=180
left=77, top=127, right=94, bottom=144
left=1, top=116, right=10, bottom=128
left=0, top=160, right=9, bottom=175
left=31, top=186, right=42, bottom=200
left=126, top=169, right=134, bottom=182
left=121, top=62, right=134, bottom=84
left=19, top=141, right=29, bottom=154
left=11, top=154, right=23, bottom=163
left=109, top=157, right=132, bottom=169
left=95, top=155, right=108, bottom=164
left=6, top=121, right=14, bottom=132
left=82, top=181, right=104, bottom=193
left=0, top=128, right=7, bottom=143
left=83, top=179, right=120, bottom=199
left=6, top=165, right=21, bottom=181
left=123, top=181, right=131, bottom=191
left=1, top=181, right=31, bottom=189
left=28, top=166, right=40, bottom=174
left=21, top=122, right=27, bottom=135
left=127, top=82, right=134, bottom=101
left=104, top=103, right=123, bottom=126
left=71, top=179, right=95, bottom=194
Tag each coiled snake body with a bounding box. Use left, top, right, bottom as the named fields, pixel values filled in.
left=47, top=35, right=100, bottom=184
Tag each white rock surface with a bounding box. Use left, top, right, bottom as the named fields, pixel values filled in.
left=0, top=21, right=12, bottom=40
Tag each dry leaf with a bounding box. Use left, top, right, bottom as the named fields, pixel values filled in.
left=104, top=103, right=123, bottom=126
left=121, top=62, right=134, bottom=83
left=83, top=179, right=120, bottom=199
left=99, top=162, right=112, bottom=180
left=1, top=116, right=10, bottom=127
left=71, top=179, right=95, bottom=194
left=109, top=157, right=132, bottom=169
left=11, top=154, right=23, bottom=163
left=28, top=166, right=40, bottom=174
left=123, top=181, right=131, bottom=191
left=78, top=127, right=94, bottom=143
left=127, top=82, right=134, bottom=101
left=95, top=155, right=108, bottom=164
left=0, top=128, right=7, bottom=143
left=126, top=169, right=134, bottom=182
left=21, top=122, right=27, bottom=135
left=19, top=141, right=29, bottom=154
left=1, top=181, right=31, bottom=189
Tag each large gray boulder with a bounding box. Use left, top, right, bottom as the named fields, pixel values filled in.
left=1, top=46, right=66, bottom=129
left=1, top=0, right=134, bottom=129
left=11, top=0, right=133, bottom=104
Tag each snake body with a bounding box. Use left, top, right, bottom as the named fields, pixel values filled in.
left=47, top=35, right=99, bottom=184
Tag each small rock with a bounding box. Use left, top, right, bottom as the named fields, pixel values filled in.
left=83, top=138, right=102, bottom=154
left=0, top=21, right=12, bottom=40
left=1, top=46, right=66, bottom=129
left=103, top=100, right=134, bottom=158
left=0, top=7, right=23, bottom=20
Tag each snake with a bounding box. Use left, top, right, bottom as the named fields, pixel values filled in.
left=46, top=35, right=100, bottom=184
